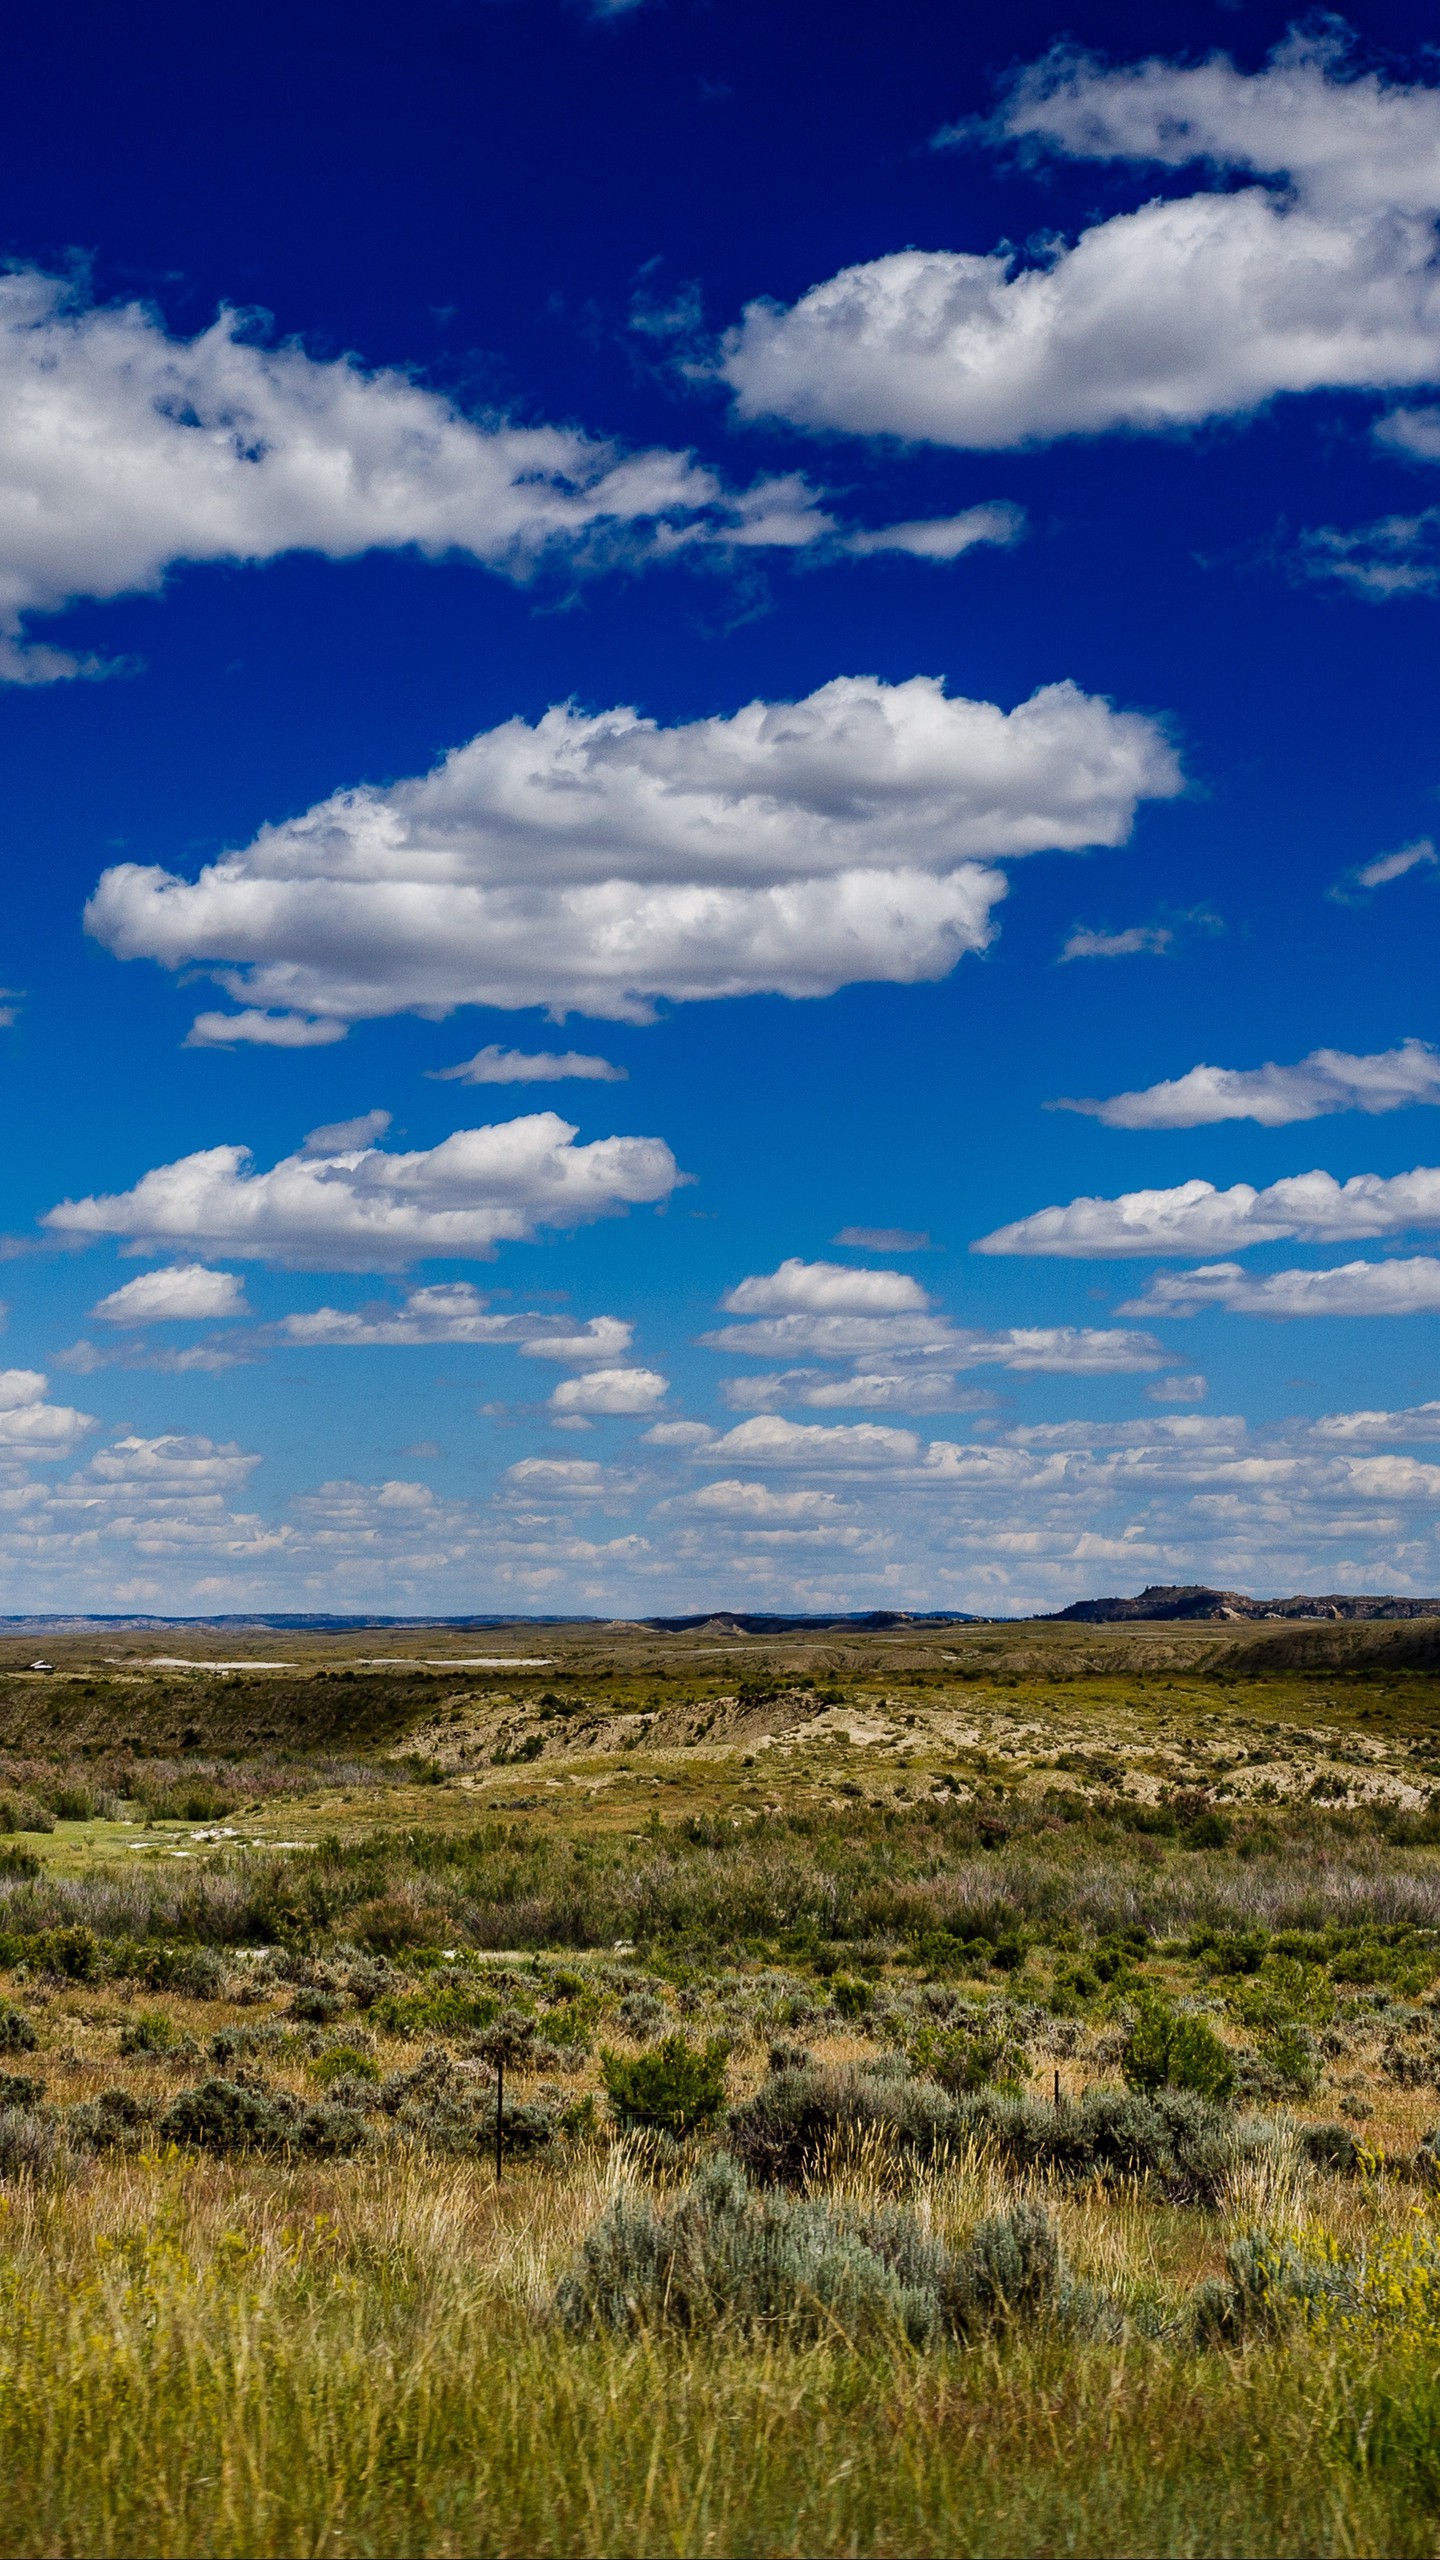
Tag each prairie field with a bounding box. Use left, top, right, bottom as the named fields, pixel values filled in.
left=5, top=1615, right=1440, bottom=2556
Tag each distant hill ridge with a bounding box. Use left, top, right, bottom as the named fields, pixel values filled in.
left=1047, top=1584, right=1440, bottom=1625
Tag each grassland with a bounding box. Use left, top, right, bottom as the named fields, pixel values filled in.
left=4, top=1615, right=1440, bottom=2555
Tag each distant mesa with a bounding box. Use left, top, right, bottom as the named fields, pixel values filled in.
left=1047, top=1583, right=1440, bottom=1625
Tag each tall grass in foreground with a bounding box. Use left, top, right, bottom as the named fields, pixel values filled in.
left=4, top=2149, right=1440, bottom=2557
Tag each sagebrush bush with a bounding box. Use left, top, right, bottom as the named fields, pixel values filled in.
left=726, top=2063, right=1264, bottom=2200
left=158, top=2075, right=368, bottom=2158
left=557, top=2156, right=1097, bottom=2345
left=0, top=2104, right=69, bottom=2180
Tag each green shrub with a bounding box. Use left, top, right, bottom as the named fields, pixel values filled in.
left=1298, top=2120, right=1362, bottom=2175
left=600, top=2032, right=730, bottom=2137
left=909, top=2019, right=1026, bottom=2095
left=829, top=1974, right=873, bottom=2019
left=289, top=1986, right=345, bottom=2024
left=66, top=2087, right=152, bottom=2151
left=0, top=2003, right=38, bottom=2054
left=310, top=2046, right=380, bottom=2088
left=48, top=1785, right=97, bottom=1821
left=118, top=2007, right=177, bottom=2057
left=0, top=1794, right=55, bottom=1835
left=0, top=2071, right=44, bottom=2108
left=0, top=1846, right=40, bottom=1881
left=370, top=1983, right=502, bottom=2038
left=1123, top=1996, right=1235, bottom=2103
left=158, top=2076, right=367, bottom=2158
left=35, top=1926, right=101, bottom=1982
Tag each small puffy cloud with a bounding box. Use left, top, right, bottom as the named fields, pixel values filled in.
left=85, top=676, right=1178, bottom=1026
left=1379, top=406, right=1440, bottom=460
left=91, top=1263, right=249, bottom=1325
left=642, top=1419, right=715, bottom=1447
left=1120, top=1257, right=1440, bottom=1318
left=721, top=1258, right=931, bottom=1317
left=1145, top=1373, right=1209, bottom=1403
left=0, top=1369, right=94, bottom=1456
left=430, top=1045, right=625, bottom=1085
left=278, top=1285, right=633, bottom=1360
left=0, top=268, right=860, bottom=680
left=549, top=1366, right=668, bottom=1415
left=1055, top=1040, right=1440, bottom=1130
left=300, top=1111, right=392, bottom=1155
left=503, top=1457, right=607, bottom=1495
left=44, top=1112, right=683, bottom=1271
left=832, top=1226, right=932, bottom=1251
left=975, top=1167, right=1440, bottom=1260
left=704, top=1415, right=925, bottom=1469
left=1297, top=508, right=1440, bottom=598
left=186, top=1010, right=348, bottom=1049
left=722, top=36, right=1440, bottom=450
left=78, top=1430, right=261, bottom=1497
left=1330, top=840, right=1436, bottom=902
left=1060, top=922, right=1172, bottom=962
left=845, top=504, right=1023, bottom=559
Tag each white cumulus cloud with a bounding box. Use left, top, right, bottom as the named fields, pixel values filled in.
left=186, top=1010, right=349, bottom=1049
left=704, top=1416, right=927, bottom=1469
left=85, top=675, right=1179, bottom=1028
left=720, top=1257, right=931, bottom=1316
left=0, top=1369, right=94, bottom=1457
left=722, top=1370, right=996, bottom=1415
left=1120, top=1257, right=1440, bottom=1318
left=720, top=35, right=1440, bottom=449
left=1055, top=1040, right=1440, bottom=1129
left=1311, top=1401, right=1440, bottom=1441
left=277, top=1285, right=633, bottom=1359
left=91, top=1264, right=250, bottom=1325
left=550, top=1367, right=669, bottom=1416
left=975, top=1166, right=1440, bottom=1259
left=679, top=1479, right=856, bottom=1521
left=43, top=1112, right=682, bottom=1271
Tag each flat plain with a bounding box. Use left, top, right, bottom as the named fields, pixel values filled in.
left=5, top=1613, right=1440, bottom=2557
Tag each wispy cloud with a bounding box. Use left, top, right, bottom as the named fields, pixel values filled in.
left=1053, top=1040, right=1440, bottom=1129
left=429, top=1046, right=626, bottom=1086
left=1329, top=840, right=1436, bottom=903
left=1121, top=1257, right=1440, bottom=1318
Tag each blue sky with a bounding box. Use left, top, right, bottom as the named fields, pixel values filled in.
left=2, top=0, right=1440, bottom=1614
